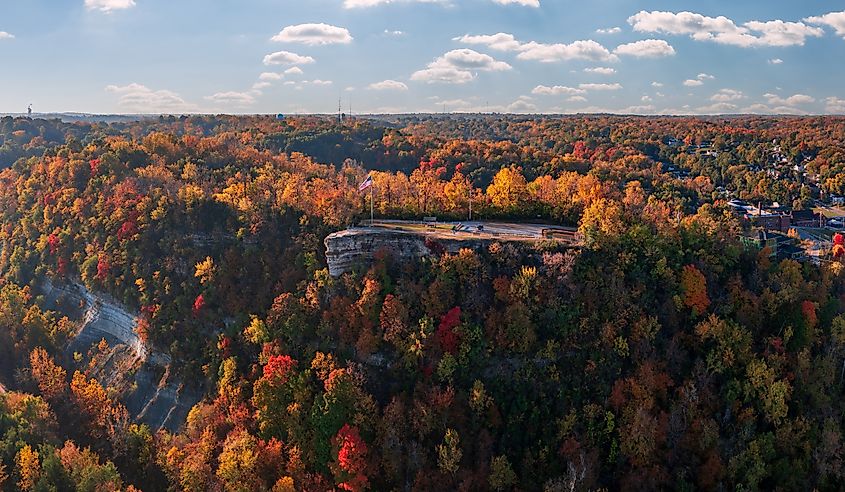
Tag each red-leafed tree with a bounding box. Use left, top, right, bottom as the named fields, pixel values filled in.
left=262, top=355, right=296, bottom=386
left=193, top=294, right=206, bottom=316
left=437, top=307, right=462, bottom=354
left=331, top=424, right=370, bottom=492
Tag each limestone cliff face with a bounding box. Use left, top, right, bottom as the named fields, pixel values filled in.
left=325, top=228, right=502, bottom=276
left=41, top=279, right=202, bottom=432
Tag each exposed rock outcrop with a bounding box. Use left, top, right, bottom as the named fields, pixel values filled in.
left=41, top=279, right=203, bottom=432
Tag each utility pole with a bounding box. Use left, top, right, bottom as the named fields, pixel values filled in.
left=370, top=182, right=375, bottom=227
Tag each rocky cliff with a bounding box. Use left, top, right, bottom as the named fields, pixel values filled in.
left=41, top=279, right=203, bottom=432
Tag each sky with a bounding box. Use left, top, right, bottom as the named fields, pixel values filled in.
left=1, top=0, right=844, bottom=115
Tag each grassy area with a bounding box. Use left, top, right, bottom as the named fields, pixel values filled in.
left=814, top=206, right=845, bottom=218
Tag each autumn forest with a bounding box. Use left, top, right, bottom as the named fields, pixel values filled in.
left=1, top=113, right=845, bottom=491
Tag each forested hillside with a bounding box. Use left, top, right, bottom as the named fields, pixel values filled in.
left=1, top=114, right=845, bottom=491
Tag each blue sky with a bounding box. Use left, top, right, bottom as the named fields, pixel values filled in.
left=1, top=0, right=844, bottom=114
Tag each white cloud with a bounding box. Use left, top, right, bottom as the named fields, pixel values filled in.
left=252, top=82, right=272, bottom=90
left=596, top=27, right=622, bottom=34
left=805, top=12, right=845, bottom=38
left=105, top=83, right=194, bottom=113
left=614, top=39, right=675, bottom=58
left=517, top=40, right=616, bottom=62
left=384, top=29, right=405, bottom=36
left=343, top=0, right=449, bottom=7
left=368, top=79, right=409, bottom=90
left=456, top=32, right=616, bottom=62
left=628, top=11, right=824, bottom=48
left=411, top=49, right=511, bottom=84
left=263, top=51, right=315, bottom=65
left=584, top=67, right=616, bottom=75
left=684, top=73, right=714, bottom=87
left=507, top=96, right=538, bottom=112
left=710, top=89, right=745, bottom=102
left=493, top=0, right=539, bottom=7
left=579, top=83, right=622, bottom=91
left=764, top=93, right=815, bottom=106
left=532, top=85, right=586, bottom=96
left=259, top=72, right=284, bottom=81
left=309, top=79, right=333, bottom=86
left=641, top=95, right=652, bottom=102
left=284, top=66, right=304, bottom=75
left=204, top=91, right=256, bottom=106
left=454, top=33, right=523, bottom=51
left=0, top=32, right=14, bottom=40
left=568, top=96, right=587, bottom=102
left=826, top=96, right=845, bottom=113
left=696, top=102, right=738, bottom=114
left=651, top=81, right=663, bottom=87
left=270, top=23, right=353, bottom=45
left=85, top=0, right=135, bottom=12
left=769, top=58, right=784, bottom=64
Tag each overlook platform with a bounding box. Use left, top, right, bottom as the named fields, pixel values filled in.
left=325, top=220, right=581, bottom=276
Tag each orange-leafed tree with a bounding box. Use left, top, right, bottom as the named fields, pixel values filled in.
left=680, top=264, right=710, bottom=316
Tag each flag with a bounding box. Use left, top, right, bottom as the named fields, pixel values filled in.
left=358, top=175, right=373, bottom=192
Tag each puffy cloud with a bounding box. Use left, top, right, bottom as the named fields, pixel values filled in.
left=584, top=67, right=616, bottom=75
left=532, top=85, right=586, bottom=96
left=440, top=48, right=512, bottom=71
left=454, top=33, right=523, bottom=51
left=769, top=58, right=784, bottom=64
left=85, top=0, right=135, bottom=12
left=105, top=83, right=194, bottom=112
left=826, top=97, right=845, bottom=113
left=507, top=96, right=538, bottom=112
left=613, top=39, right=675, bottom=58
left=259, top=72, right=284, bottom=81
left=684, top=73, right=714, bottom=87
left=579, top=83, right=622, bottom=91
left=0, top=32, right=14, bottom=40
left=252, top=82, right=272, bottom=90
left=456, top=32, right=616, bottom=62
left=270, top=23, right=353, bottom=45
left=596, top=27, right=622, bottom=34
left=204, top=91, right=257, bottom=106
left=764, top=93, right=815, bottom=106
left=284, top=66, right=304, bottom=75
left=628, top=10, right=823, bottom=47
left=805, top=12, right=845, bottom=38
left=651, top=81, right=664, bottom=87
left=710, top=89, right=745, bottom=102
left=263, top=51, right=315, bottom=65
left=411, top=49, right=511, bottom=84
left=308, top=79, right=333, bottom=86
left=368, top=79, right=409, bottom=90
left=696, top=102, right=738, bottom=113
left=568, top=95, right=587, bottom=102
left=384, top=29, right=405, bottom=36
left=517, top=40, right=616, bottom=62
